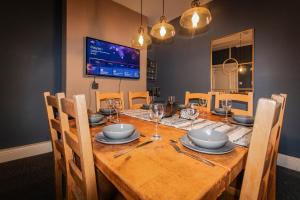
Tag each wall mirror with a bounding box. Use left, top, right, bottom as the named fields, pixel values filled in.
left=211, top=29, right=254, bottom=93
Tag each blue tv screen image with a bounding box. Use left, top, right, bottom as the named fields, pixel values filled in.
left=86, top=37, right=140, bottom=79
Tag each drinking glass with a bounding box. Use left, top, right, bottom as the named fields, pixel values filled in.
left=199, top=98, right=208, bottom=118
left=149, top=103, right=164, bottom=140
left=187, top=103, right=199, bottom=129
left=221, top=99, right=232, bottom=123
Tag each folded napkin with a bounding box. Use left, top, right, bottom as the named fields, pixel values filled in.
left=215, top=125, right=252, bottom=147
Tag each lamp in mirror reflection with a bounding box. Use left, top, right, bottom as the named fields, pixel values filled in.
left=132, top=0, right=151, bottom=49
left=180, top=0, right=212, bottom=31
left=150, top=0, right=175, bottom=41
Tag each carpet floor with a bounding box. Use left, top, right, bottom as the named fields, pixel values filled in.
left=0, top=153, right=299, bottom=200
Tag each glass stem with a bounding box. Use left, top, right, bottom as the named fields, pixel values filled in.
left=155, top=119, right=158, bottom=135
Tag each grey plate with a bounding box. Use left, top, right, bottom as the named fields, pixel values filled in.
left=211, top=110, right=232, bottom=116
left=99, top=108, right=117, bottom=116
left=89, top=118, right=107, bottom=127
left=95, top=131, right=140, bottom=144
left=180, top=135, right=236, bottom=155
left=229, top=118, right=253, bottom=127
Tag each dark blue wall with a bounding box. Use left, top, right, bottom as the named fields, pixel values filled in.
left=148, top=0, right=300, bottom=157
left=0, top=0, right=62, bottom=148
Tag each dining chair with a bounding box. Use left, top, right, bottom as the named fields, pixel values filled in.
left=267, top=94, right=287, bottom=200
left=59, top=94, right=98, bottom=200
left=215, top=92, right=253, bottom=116
left=95, top=92, right=125, bottom=112
left=43, top=92, right=67, bottom=200
left=239, top=97, right=282, bottom=200
left=184, top=91, right=212, bottom=112
left=128, top=91, right=150, bottom=109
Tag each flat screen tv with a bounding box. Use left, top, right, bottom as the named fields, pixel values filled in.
left=86, top=37, right=140, bottom=79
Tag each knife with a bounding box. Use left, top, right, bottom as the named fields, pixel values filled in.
left=113, top=140, right=153, bottom=158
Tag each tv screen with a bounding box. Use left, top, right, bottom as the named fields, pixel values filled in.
left=86, top=37, right=140, bottom=79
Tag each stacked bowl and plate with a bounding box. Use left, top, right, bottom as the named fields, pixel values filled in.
left=95, top=124, right=140, bottom=144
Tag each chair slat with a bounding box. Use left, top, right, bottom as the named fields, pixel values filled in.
left=64, top=131, right=80, bottom=157
left=47, top=95, right=59, bottom=108
left=51, top=119, right=62, bottom=133
left=184, top=91, right=212, bottom=112
left=55, top=139, right=64, bottom=156
left=61, top=98, right=76, bottom=118
left=95, top=92, right=125, bottom=111
left=69, top=160, right=84, bottom=191
left=128, top=91, right=150, bottom=109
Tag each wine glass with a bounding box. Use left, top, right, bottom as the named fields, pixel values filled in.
left=168, top=96, right=176, bottom=114
left=106, top=99, right=115, bottom=122
left=187, top=103, right=199, bottom=129
left=113, top=99, right=122, bottom=123
left=221, top=99, right=232, bottom=123
left=199, top=98, right=208, bottom=118
left=149, top=103, right=164, bottom=140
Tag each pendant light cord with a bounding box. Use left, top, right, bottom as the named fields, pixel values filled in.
left=140, top=0, right=143, bottom=26
left=162, top=0, right=165, bottom=16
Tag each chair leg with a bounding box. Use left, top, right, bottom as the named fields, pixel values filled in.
left=268, top=165, right=277, bottom=200
left=54, top=163, right=63, bottom=200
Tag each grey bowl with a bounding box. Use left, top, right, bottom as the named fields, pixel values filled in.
left=103, top=124, right=135, bottom=140
left=141, top=104, right=150, bottom=110
left=188, top=128, right=229, bottom=149
left=88, top=113, right=104, bottom=123
left=177, top=104, right=187, bottom=110
left=232, top=115, right=254, bottom=124
left=215, top=108, right=226, bottom=114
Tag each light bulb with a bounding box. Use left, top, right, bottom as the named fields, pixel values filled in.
left=191, top=12, right=200, bottom=28
left=138, top=34, right=144, bottom=46
left=159, top=26, right=167, bottom=37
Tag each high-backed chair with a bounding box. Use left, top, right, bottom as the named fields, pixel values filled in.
left=95, top=92, right=125, bottom=112
left=184, top=91, right=212, bottom=112
left=239, top=98, right=281, bottom=199
left=128, top=91, right=150, bottom=109
left=215, top=92, right=253, bottom=116
left=60, top=95, right=98, bottom=200
left=43, top=92, right=67, bottom=200
left=268, top=94, right=287, bottom=200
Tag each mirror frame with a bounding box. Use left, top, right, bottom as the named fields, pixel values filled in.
left=210, top=29, right=255, bottom=94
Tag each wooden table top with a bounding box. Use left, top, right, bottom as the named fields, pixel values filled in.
left=90, top=114, right=248, bottom=200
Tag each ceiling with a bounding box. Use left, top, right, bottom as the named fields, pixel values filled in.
left=113, top=0, right=213, bottom=26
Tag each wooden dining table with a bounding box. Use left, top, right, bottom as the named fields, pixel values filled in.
left=90, top=113, right=248, bottom=200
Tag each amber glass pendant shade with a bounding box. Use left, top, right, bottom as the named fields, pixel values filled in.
left=180, top=0, right=212, bottom=30
left=131, top=0, right=151, bottom=49
left=150, top=16, right=175, bottom=40
left=132, top=26, right=152, bottom=49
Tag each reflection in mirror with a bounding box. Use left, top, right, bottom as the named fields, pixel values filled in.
left=211, top=29, right=254, bottom=93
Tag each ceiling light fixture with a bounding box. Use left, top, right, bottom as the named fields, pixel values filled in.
left=179, top=0, right=212, bottom=31
left=150, top=0, right=175, bottom=41
left=131, top=0, right=151, bottom=49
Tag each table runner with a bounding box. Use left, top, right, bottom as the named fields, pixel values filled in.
left=122, top=109, right=252, bottom=147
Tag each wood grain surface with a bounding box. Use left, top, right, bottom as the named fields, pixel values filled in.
left=90, top=114, right=248, bottom=200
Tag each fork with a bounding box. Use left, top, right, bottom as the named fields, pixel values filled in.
left=169, top=140, right=215, bottom=167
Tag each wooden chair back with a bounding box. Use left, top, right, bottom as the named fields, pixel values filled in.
left=215, top=92, right=253, bottom=116
left=267, top=94, right=287, bottom=200
left=184, top=91, right=212, bottom=112
left=128, top=91, right=150, bottom=109
left=59, top=94, right=98, bottom=200
left=240, top=98, right=281, bottom=200
left=95, top=91, right=125, bottom=111
left=43, top=92, right=66, bottom=200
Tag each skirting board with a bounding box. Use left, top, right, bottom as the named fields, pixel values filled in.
left=0, top=141, right=53, bottom=164
left=0, top=141, right=300, bottom=172
left=277, top=153, right=300, bottom=172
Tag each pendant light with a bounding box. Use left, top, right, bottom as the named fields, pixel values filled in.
left=150, top=0, right=175, bottom=41
left=180, top=0, right=212, bottom=30
left=131, top=0, right=151, bottom=49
